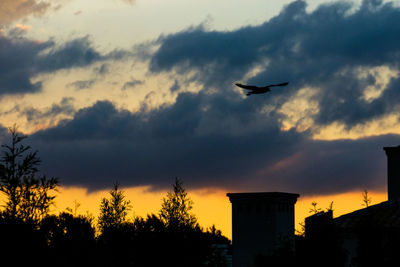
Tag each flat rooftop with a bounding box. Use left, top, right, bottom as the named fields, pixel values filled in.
left=227, top=192, right=299, bottom=203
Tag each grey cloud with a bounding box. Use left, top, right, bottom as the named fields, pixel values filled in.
left=262, top=136, right=397, bottom=194
left=122, top=78, right=143, bottom=90
left=30, top=95, right=304, bottom=191
left=27, top=92, right=400, bottom=195
left=0, top=0, right=50, bottom=26
left=0, top=125, right=9, bottom=145
left=67, top=79, right=96, bottom=90
left=132, top=41, right=159, bottom=61
left=0, top=34, right=52, bottom=95
left=3, top=0, right=400, bottom=197
left=0, top=1, right=133, bottom=27
left=0, top=34, right=129, bottom=95
left=94, top=63, right=110, bottom=75
left=169, top=80, right=180, bottom=92
left=149, top=0, right=400, bottom=128
left=37, top=36, right=102, bottom=71
left=20, top=97, right=75, bottom=123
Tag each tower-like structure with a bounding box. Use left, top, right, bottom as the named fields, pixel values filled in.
left=227, top=192, right=299, bottom=267
left=384, top=145, right=400, bottom=201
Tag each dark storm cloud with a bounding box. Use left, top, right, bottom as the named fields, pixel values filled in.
left=0, top=34, right=130, bottom=95
left=150, top=0, right=400, bottom=128
left=6, top=0, right=400, bottom=196
left=0, top=34, right=52, bottom=94
left=263, top=135, right=399, bottom=194
left=28, top=95, right=400, bottom=195
left=0, top=125, right=9, bottom=145
left=36, top=36, right=101, bottom=71
left=30, top=95, right=305, bottom=191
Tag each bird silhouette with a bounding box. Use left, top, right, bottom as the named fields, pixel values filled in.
left=235, top=82, right=289, bottom=96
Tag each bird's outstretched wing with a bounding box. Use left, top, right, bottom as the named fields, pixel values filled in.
left=267, top=82, right=289, bottom=87
left=235, top=83, right=260, bottom=90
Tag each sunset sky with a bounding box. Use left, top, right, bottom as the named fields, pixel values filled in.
left=1, top=0, right=400, bottom=238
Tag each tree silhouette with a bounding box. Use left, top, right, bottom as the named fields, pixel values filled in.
left=309, top=201, right=322, bottom=214
left=40, top=212, right=96, bottom=266
left=65, top=200, right=81, bottom=216
left=362, top=190, right=372, bottom=207
left=0, top=175, right=232, bottom=267
left=0, top=125, right=58, bottom=221
left=98, top=182, right=132, bottom=232
left=0, top=209, right=45, bottom=266
left=326, top=201, right=334, bottom=212
left=159, top=177, right=197, bottom=230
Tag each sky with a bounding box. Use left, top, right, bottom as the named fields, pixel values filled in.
left=1, top=0, right=400, bottom=237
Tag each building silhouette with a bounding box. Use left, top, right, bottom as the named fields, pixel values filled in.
left=227, top=192, right=299, bottom=267
left=227, top=145, right=400, bottom=267
left=304, top=145, right=400, bottom=266
left=384, top=145, right=400, bottom=201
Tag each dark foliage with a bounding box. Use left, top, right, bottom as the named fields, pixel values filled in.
left=0, top=210, right=97, bottom=267
left=0, top=211, right=45, bottom=266
left=40, top=212, right=96, bottom=266
left=159, top=177, right=198, bottom=230
left=97, top=182, right=131, bottom=232
left=0, top=128, right=232, bottom=267
left=96, top=179, right=231, bottom=267
left=0, top=135, right=231, bottom=267
left=95, top=213, right=230, bottom=267
left=0, top=125, right=58, bottom=221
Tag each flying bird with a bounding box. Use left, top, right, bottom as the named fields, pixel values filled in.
left=235, top=82, right=289, bottom=96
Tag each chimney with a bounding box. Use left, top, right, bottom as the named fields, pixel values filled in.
left=383, top=146, right=400, bottom=201
left=227, top=192, right=299, bottom=267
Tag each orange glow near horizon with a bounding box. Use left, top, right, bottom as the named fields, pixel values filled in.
left=294, top=191, right=387, bottom=233
left=54, top=186, right=232, bottom=235
left=52, top=186, right=388, bottom=240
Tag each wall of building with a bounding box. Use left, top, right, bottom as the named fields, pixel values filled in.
left=227, top=192, right=299, bottom=267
